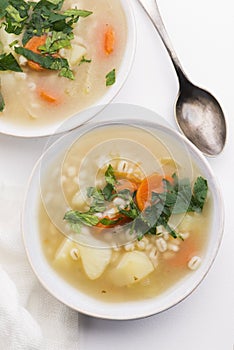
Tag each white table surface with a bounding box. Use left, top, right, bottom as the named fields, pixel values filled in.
left=0, top=0, right=233, bottom=349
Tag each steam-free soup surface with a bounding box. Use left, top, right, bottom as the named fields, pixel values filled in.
left=39, top=125, right=211, bottom=302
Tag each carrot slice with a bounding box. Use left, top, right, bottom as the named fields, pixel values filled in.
left=25, top=35, right=47, bottom=71
left=136, top=173, right=173, bottom=211
left=38, top=89, right=59, bottom=103
left=104, top=26, right=115, bottom=55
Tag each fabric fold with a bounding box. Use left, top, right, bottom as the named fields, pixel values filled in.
left=0, top=184, right=79, bottom=350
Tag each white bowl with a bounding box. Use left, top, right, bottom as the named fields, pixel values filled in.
left=22, top=105, right=224, bottom=320
left=0, top=0, right=136, bottom=138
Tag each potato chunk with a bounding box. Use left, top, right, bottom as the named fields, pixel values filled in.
left=62, top=44, right=87, bottom=66
left=79, top=246, right=112, bottom=280
left=71, top=44, right=87, bottom=65
left=110, top=251, right=154, bottom=287
left=54, top=239, right=80, bottom=268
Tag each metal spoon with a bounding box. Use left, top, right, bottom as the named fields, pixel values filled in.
left=137, top=0, right=226, bottom=156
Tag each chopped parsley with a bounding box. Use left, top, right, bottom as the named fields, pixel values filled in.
left=79, top=56, right=92, bottom=66
left=38, top=31, right=74, bottom=54
left=128, top=175, right=208, bottom=240
left=9, top=39, right=19, bottom=48
left=64, top=165, right=208, bottom=240
left=0, top=0, right=117, bottom=112
left=21, top=2, right=92, bottom=45
left=0, top=52, right=22, bottom=72
left=64, top=210, right=99, bottom=233
left=106, top=69, right=116, bottom=86
left=2, top=0, right=30, bottom=35
left=0, top=0, right=93, bottom=68
left=87, top=187, right=106, bottom=213
left=63, top=9, right=93, bottom=19
left=105, top=164, right=117, bottom=186
left=15, top=46, right=74, bottom=79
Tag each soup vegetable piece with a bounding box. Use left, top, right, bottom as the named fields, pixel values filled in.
left=0, top=0, right=127, bottom=125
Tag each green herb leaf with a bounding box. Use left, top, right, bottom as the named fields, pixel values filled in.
left=119, top=199, right=139, bottom=220
left=59, top=67, right=74, bottom=80
left=106, top=69, right=116, bottom=86
left=102, top=183, right=114, bottom=201
left=63, top=9, right=93, bottom=19
left=64, top=210, right=99, bottom=231
left=6, top=4, right=27, bottom=23
left=160, top=221, right=178, bottom=239
left=21, top=2, right=92, bottom=45
left=33, top=0, right=64, bottom=11
left=102, top=165, right=117, bottom=201
left=133, top=217, right=150, bottom=240
left=87, top=187, right=106, bottom=213
left=110, top=188, right=132, bottom=202
left=9, top=39, right=19, bottom=48
left=47, top=0, right=64, bottom=8
left=64, top=165, right=208, bottom=241
left=142, top=205, right=160, bottom=227
left=191, top=176, right=208, bottom=211
left=0, top=0, right=8, bottom=19
left=171, top=182, right=193, bottom=214
left=38, top=31, right=73, bottom=54
left=117, top=189, right=132, bottom=199
left=132, top=175, right=208, bottom=240
left=79, top=56, right=92, bottom=66
left=3, top=0, right=30, bottom=35
left=99, top=217, right=121, bottom=226
left=105, top=164, right=117, bottom=186
left=0, top=53, right=22, bottom=72
left=14, top=46, right=74, bottom=79
left=87, top=186, right=104, bottom=199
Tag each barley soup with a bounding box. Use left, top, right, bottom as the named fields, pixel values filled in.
left=39, top=125, right=211, bottom=302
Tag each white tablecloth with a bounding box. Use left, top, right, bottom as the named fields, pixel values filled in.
left=0, top=185, right=79, bottom=350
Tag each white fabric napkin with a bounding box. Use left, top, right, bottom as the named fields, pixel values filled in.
left=0, top=184, right=79, bottom=350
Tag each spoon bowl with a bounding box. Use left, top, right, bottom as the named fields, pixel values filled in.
left=137, top=0, right=227, bottom=156
left=175, top=80, right=226, bottom=156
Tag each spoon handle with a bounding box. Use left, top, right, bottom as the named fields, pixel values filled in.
left=137, top=0, right=188, bottom=84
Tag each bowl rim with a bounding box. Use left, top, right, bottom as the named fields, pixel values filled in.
left=22, top=117, right=225, bottom=320
left=0, top=0, right=136, bottom=139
